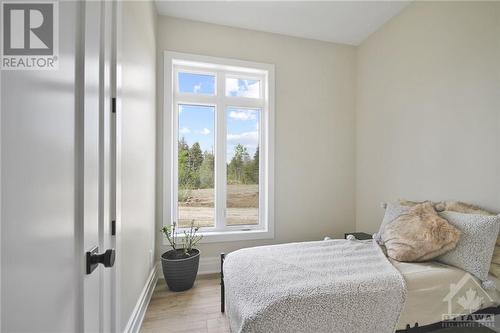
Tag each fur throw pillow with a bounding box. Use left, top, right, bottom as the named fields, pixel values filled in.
left=399, top=199, right=434, bottom=207
left=381, top=202, right=461, bottom=262
left=435, top=201, right=496, bottom=215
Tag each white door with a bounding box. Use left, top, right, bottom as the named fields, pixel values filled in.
left=0, top=0, right=117, bottom=331
left=82, top=1, right=115, bottom=332
left=1, top=1, right=88, bottom=331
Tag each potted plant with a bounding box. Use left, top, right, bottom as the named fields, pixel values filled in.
left=160, top=221, right=202, bottom=292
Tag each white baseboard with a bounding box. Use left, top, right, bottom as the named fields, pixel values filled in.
left=124, top=264, right=158, bottom=333
left=198, top=256, right=220, bottom=275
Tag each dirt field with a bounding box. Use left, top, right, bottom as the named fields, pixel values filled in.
left=178, top=184, right=258, bottom=227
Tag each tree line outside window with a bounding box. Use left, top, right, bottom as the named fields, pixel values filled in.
left=178, top=138, right=259, bottom=201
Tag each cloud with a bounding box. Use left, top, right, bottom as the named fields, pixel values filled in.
left=226, top=79, right=260, bottom=98
left=199, top=128, right=211, bottom=135
left=245, top=80, right=260, bottom=98
left=229, top=110, right=257, bottom=121
left=179, top=127, right=191, bottom=134
left=226, top=79, right=239, bottom=96
left=226, top=131, right=259, bottom=162
left=227, top=131, right=258, bottom=146
left=193, top=84, right=201, bottom=93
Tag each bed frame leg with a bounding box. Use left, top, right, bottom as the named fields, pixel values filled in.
left=220, top=253, right=225, bottom=313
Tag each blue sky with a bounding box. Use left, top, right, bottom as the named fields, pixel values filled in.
left=178, top=72, right=260, bottom=98
left=178, top=72, right=215, bottom=94
left=178, top=73, right=260, bottom=163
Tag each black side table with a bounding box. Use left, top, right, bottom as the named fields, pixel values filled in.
left=344, top=232, right=372, bottom=240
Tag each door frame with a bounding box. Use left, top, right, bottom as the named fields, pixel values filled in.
left=100, top=0, right=116, bottom=332
left=75, top=0, right=85, bottom=330
left=111, top=0, right=123, bottom=332
left=77, top=1, right=121, bottom=332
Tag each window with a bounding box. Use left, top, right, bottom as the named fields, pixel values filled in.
left=164, top=52, right=275, bottom=242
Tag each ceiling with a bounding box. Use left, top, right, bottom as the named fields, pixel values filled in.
left=154, top=1, right=411, bottom=46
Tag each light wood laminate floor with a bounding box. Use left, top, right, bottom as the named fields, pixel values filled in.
left=141, top=274, right=229, bottom=333
left=141, top=275, right=496, bottom=333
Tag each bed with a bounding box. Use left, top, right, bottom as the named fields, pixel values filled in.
left=220, top=240, right=500, bottom=333
left=392, top=259, right=500, bottom=331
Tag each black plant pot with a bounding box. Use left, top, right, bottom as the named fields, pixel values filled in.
left=161, top=249, right=200, bottom=292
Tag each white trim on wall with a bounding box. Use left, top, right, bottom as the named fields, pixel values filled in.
left=123, top=265, right=158, bottom=333
left=198, top=256, right=221, bottom=275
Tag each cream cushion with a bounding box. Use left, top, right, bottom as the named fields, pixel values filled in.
left=381, top=203, right=460, bottom=262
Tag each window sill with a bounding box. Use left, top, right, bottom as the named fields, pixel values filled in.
left=162, top=228, right=274, bottom=244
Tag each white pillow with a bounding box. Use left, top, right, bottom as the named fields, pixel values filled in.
left=374, top=202, right=409, bottom=244
left=437, top=211, right=500, bottom=288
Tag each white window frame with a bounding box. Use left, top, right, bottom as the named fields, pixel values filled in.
left=163, top=51, right=275, bottom=243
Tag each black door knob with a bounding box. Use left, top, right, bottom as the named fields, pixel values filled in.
left=93, top=249, right=115, bottom=267
left=86, top=247, right=116, bottom=274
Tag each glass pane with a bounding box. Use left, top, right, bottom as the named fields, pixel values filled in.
left=226, top=107, right=260, bottom=226
left=178, top=104, right=215, bottom=228
left=178, top=72, right=215, bottom=95
left=225, top=78, right=261, bottom=98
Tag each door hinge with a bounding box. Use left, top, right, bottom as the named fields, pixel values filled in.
left=111, top=97, right=116, bottom=114
left=111, top=220, right=116, bottom=236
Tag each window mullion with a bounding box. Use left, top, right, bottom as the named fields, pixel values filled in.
left=223, top=98, right=264, bottom=108
left=215, top=71, right=226, bottom=230
left=172, top=99, right=179, bottom=227
left=174, top=93, right=218, bottom=105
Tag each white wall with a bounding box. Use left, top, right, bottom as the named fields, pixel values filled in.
left=1, top=2, right=81, bottom=332
left=120, top=1, right=157, bottom=330
left=156, top=17, right=356, bottom=262
left=356, top=2, right=500, bottom=232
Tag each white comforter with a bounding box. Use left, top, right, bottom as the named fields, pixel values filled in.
left=223, top=239, right=407, bottom=333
